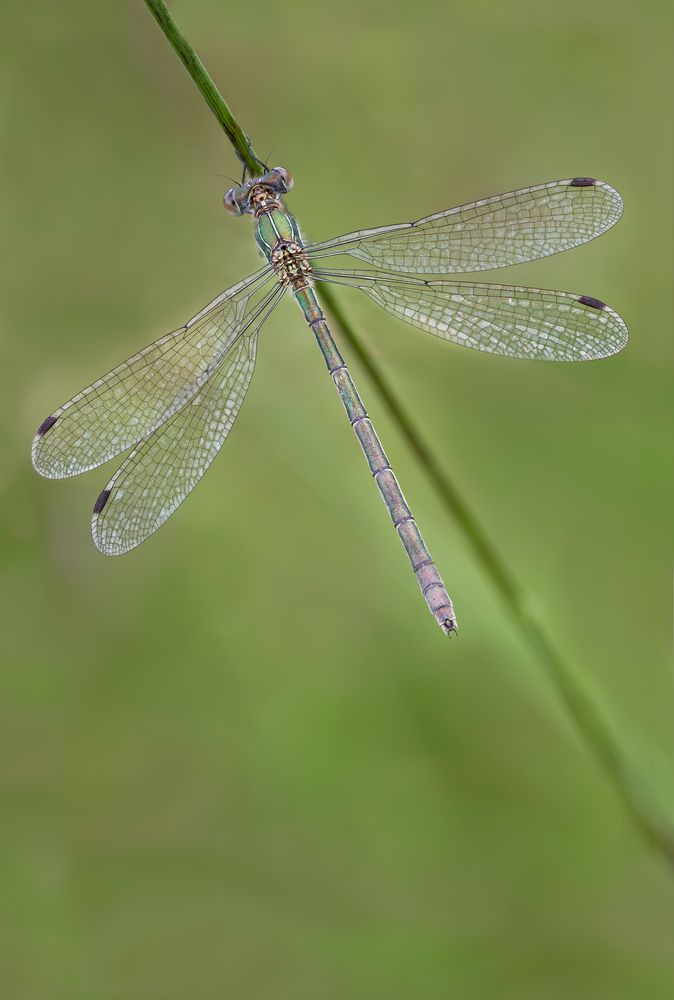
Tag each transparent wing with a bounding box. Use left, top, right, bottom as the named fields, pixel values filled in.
left=92, top=284, right=283, bottom=555
left=313, top=269, right=628, bottom=361
left=32, top=267, right=273, bottom=479
left=307, top=179, right=623, bottom=274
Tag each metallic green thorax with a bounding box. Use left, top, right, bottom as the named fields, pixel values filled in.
left=256, top=209, right=301, bottom=261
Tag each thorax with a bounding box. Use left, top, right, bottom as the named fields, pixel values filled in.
left=255, top=208, right=312, bottom=289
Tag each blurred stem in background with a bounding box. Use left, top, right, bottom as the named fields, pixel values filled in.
left=143, top=0, right=674, bottom=869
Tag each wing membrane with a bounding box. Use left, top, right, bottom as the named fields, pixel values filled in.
left=32, top=268, right=273, bottom=478
left=91, top=283, right=283, bottom=555
left=313, top=269, right=627, bottom=361
left=307, top=179, right=623, bottom=274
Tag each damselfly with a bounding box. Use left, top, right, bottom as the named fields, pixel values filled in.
left=32, top=169, right=626, bottom=635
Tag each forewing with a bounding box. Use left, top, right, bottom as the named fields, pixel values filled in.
left=307, top=179, right=623, bottom=274
left=314, top=271, right=628, bottom=361
left=32, top=268, right=272, bottom=478
left=92, top=330, right=261, bottom=555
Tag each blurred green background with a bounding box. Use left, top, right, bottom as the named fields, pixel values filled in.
left=1, top=0, right=673, bottom=996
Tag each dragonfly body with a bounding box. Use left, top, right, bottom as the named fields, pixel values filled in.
left=32, top=166, right=627, bottom=636
left=231, top=169, right=456, bottom=632
left=293, top=281, right=457, bottom=633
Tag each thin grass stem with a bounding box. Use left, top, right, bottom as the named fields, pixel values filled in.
left=142, top=0, right=674, bottom=869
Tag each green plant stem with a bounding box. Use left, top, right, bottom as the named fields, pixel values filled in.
left=142, top=0, right=674, bottom=868
left=144, top=0, right=264, bottom=177
left=319, top=285, right=674, bottom=865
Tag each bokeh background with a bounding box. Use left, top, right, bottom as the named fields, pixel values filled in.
left=1, top=0, right=673, bottom=996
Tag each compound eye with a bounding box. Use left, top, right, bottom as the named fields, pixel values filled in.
left=273, top=166, right=293, bottom=192
left=223, top=188, right=241, bottom=214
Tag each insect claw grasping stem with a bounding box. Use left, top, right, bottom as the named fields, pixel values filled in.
left=236, top=134, right=268, bottom=183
